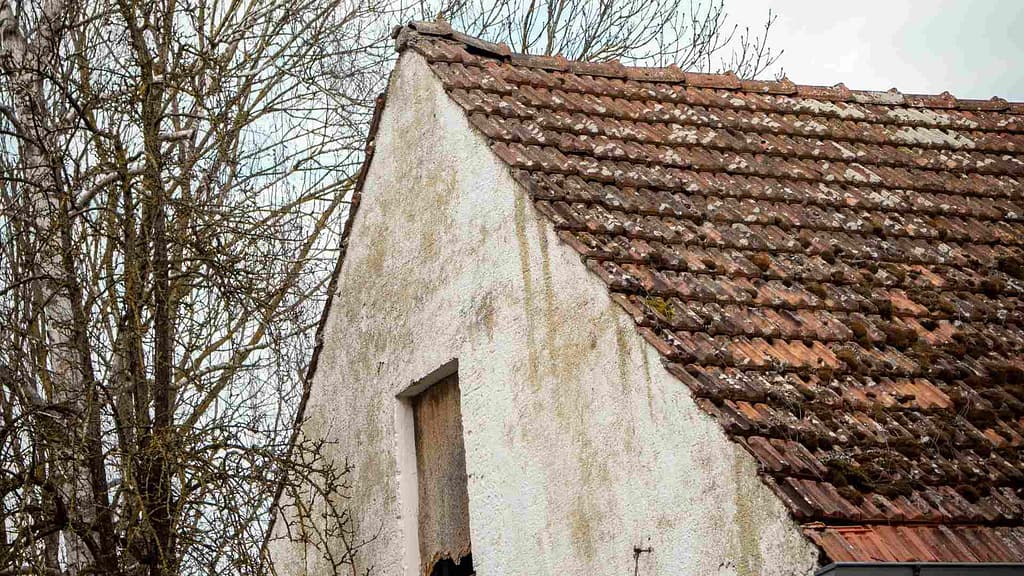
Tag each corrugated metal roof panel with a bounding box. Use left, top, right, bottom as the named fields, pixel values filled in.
left=818, top=563, right=1024, bottom=576
left=804, top=525, right=1024, bottom=563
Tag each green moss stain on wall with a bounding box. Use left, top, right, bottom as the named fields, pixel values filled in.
left=513, top=190, right=540, bottom=392
left=731, top=454, right=765, bottom=576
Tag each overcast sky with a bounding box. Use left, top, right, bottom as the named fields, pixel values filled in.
left=725, top=0, right=1024, bottom=100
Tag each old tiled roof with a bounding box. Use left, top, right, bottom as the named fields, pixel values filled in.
left=394, top=22, right=1024, bottom=563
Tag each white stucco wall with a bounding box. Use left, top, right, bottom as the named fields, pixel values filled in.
left=271, top=51, right=821, bottom=576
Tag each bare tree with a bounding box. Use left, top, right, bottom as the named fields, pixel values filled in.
left=0, top=0, right=779, bottom=575
left=0, top=0, right=385, bottom=573
left=430, top=0, right=781, bottom=74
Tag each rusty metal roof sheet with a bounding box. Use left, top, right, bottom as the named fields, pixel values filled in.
left=804, top=524, right=1024, bottom=563
left=396, top=22, right=1024, bottom=563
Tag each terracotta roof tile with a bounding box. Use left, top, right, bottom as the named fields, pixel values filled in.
left=399, top=22, right=1024, bottom=563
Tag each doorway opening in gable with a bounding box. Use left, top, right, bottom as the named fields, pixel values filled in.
left=397, top=361, right=474, bottom=575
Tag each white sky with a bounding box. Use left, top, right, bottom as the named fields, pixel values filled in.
left=725, top=0, right=1024, bottom=100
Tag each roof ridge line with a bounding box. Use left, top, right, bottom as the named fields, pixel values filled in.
left=394, top=19, right=1024, bottom=111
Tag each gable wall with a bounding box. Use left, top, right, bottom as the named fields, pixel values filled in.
left=271, top=51, right=820, bottom=576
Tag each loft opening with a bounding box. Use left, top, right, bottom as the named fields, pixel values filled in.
left=398, top=360, right=474, bottom=576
